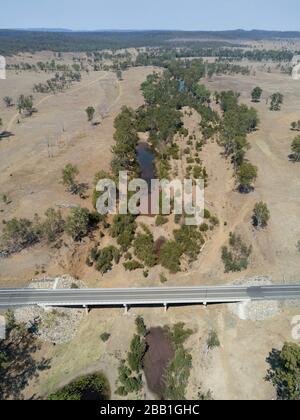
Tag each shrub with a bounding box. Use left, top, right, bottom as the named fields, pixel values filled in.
left=133, top=232, right=157, bottom=267
left=100, top=333, right=111, bottom=343
left=251, top=87, right=263, bottom=102
left=237, top=162, right=258, bottom=193
left=95, top=246, right=120, bottom=274
left=116, top=361, right=143, bottom=396
left=110, top=215, right=137, bottom=251
left=135, top=316, right=147, bottom=337
left=160, top=273, right=168, bottom=283
left=200, top=223, right=209, bottom=232
left=291, top=135, right=300, bottom=162
left=270, top=92, right=284, bottom=111
left=167, top=323, right=193, bottom=347
left=266, top=342, right=300, bottom=400
left=48, top=373, right=110, bottom=400
left=1, top=218, right=39, bottom=253
left=204, top=209, right=211, bottom=219
left=252, top=202, right=270, bottom=229
left=159, top=241, right=182, bottom=273
left=207, top=330, right=220, bottom=350
left=65, top=207, right=90, bottom=241
left=127, top=334, right=147, bottom=373
left=41, top=208, right=65, bottom=243
left=123, top=260, right=144, bottom=271
left=86, top=106, right=95, bottom=122
left=155, top=215, right=168, bottom=226
left=174, top=225, right=204, bottom=262
left=209, top=216, right=219, bottom=227
left=221, top=233, right=252, bottom=273
left=163, top=347, right=192, bottom=400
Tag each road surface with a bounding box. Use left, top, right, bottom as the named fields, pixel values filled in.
left=0, top=284, right=300, bottom=308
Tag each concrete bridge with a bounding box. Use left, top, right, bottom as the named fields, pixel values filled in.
left=0, top=284, right=300, bottom=310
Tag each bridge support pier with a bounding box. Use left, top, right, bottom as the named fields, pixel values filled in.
left=203, top=302, right=207, bottom=308
left=83, top=305, right=90, bottom=315
left=124, top=304, right=129, bottom=315
left=164, top=303, right=168, bottom=313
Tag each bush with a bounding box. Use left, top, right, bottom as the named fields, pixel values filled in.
left=40, top=208, right=65, bottom=243
left=48, top=373, right=110, bottom=400
left=291, top=135, right=300, bottom=162
left=266, top=342, right=300, bottom=400
left=127, top=334, right=147, bottom=373
left=163, top=347, right=192, bottom=400
left=110, top=215, right=137, bottom=251
left=200, top=223, right=209, bottom=232
left=174, top=225, right=204, bottom=263
left=116, top=361, right=143, bottom=396
left=207, top=330, right=220, bottom=350
left=135, top=316, right=147, bottom=337
left=167, top=323, right=193, bottom=347
left=61, top=164, right=79, bottom=193
left=252, top=202, right=270, bottom=229
left=123, top=260, right=144, bottom=271
left=1, top=218, right=39, bottom=253
left=133, top=232, right=157, bottom=267
left=155, top=215, right=168, bottom=226
left=221, top=233, right=252, bottom=273
left=270, top=92, right=284, bottom=111
left=204, top=209, right=211, bottom=219
left=237, top=162, right=258, bottom=193
left=65, top=207, right=90, bottom=241
left=159, top=241, right=182, bottom=273
left=95, top=246, right=120, bottom=274
left=160, top=273, right=168, bottom=283
left=100, top=333, right=111, bottom=343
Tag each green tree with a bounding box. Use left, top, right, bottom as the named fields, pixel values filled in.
left=135, top=316, right=147, bottom=337
left=48, top=374, right=110, bottom=400
left=252, top=202, right=270, bottom=229
left=61, top=164, right=79, bottom=194
left=237, top=162, right=258, bottom=193
left=127, top=334, right=147, bottom=373
left=222, top=233, right=252, bottom=273
left=266, top=342, right=300, bottom=400
left=65, top=207, right=90, bottom=241
left=270, top=93, right=284, bottom=111
left=110, top=214, right=137, bottom=252
left=133, top=232, right=157, bottom=267
left=95, top=246, right=120, bottom=274
left=17, top=94, right=34, bottom=116
left=207, top=330, right=220, bottom=350
left=85, top=106, right=95, bottom=123
left=251, top=87, right=263, bottom=102
left=41, top=208, right=65, bottom=243
left=291, top=135, right=300, bottom=161
left=3, top=96, right=13, bottom=107
left=159, top=241, right=182, bottom=273
left=0, top=218, right=39, bottom=253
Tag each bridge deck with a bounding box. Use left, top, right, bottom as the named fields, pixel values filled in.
left=0, top=284, right=300, bottom=308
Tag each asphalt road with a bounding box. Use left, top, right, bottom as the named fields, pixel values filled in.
left=0, top=284, right=300, bottom=308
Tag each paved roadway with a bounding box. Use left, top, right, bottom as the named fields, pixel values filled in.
left=0, top=284, right=300, bottom=308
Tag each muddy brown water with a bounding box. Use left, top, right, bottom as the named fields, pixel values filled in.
left=143, top=327, right=174, bottom=399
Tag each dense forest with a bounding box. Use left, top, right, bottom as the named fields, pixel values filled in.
left=1, top=29, right=300, bottom=55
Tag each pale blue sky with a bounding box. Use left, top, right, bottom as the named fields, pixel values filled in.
left=1, top=0, right=300, bottom=31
